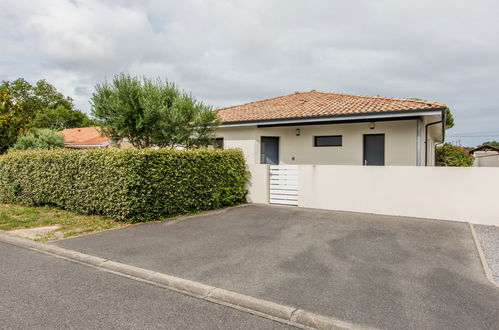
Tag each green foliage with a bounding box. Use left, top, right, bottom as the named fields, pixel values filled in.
left=0, top=91, right=28, bottom=154
left=27, top=105, right=95, bottom=130
left=408, top=98, right=454, bottom=129
left=481, top=141, right=499, bottom=149
left=436, top=143, right=474, bottom=167
left=444, top=107, right=454, bottom=130
left=0, top=203, right=126, bottom=242
left=0, top=148, right=248, bottom=222
left=10, top=128, right=64, bottom=151
left=91, top=73, right=220, bottom=148
left=0, top=78, right=94, bottom=130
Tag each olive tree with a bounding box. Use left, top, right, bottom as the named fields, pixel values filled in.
left=90, top=74, right=220, bottom=148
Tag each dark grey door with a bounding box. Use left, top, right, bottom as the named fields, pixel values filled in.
left=261, top=137, right=279, bottom=165
left=363, top=134, right=385, bottom=166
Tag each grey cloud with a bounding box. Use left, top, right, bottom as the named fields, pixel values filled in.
left=1, top=0, right=498, bottom=146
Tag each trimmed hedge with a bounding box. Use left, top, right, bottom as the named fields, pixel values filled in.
left=0, top=148, right=248, bottom=222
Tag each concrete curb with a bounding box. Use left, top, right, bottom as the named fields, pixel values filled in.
left=208, top=288, right=295, bottom=320
left=291, top=310, right=363, bottom=330
left=0, top=232, right=374, bottom=330
left=468, top=223, right=499, bottom=288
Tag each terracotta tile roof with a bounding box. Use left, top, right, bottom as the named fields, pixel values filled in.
left=470, top=144, right=499, bottom=153
left=59, top=126, right=109, bottom=146
left=217, top=91, right=445, bottom=123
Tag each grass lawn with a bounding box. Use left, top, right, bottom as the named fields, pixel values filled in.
left=0, top=204, right=130, bottom=242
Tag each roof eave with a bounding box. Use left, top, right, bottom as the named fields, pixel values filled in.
left=220, top=107, right=446, bottom=127
left=64, top=140, right=111, bottom=148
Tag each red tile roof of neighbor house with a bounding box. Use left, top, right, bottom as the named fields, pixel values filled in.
left=470, top=144, right=499, bottom=153
left=59, top=126, right=109, bottom=147
left=216, top=90, right=446, bottom=123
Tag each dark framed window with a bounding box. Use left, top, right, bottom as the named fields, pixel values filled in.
left=214, top=137, right=224, bottom=149
left=314, top=135, right=342, bottom=147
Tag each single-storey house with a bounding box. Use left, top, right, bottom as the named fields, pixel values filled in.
left=470, top=144, right=499, bottom=167
left=215, top=91, right=446, bottom=166
left=59, top=126, right=131, bottom=149
left=60, top=127, right=110, bottom=148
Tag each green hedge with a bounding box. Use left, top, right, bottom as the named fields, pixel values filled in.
left=0, top=148, right=248, bottom=222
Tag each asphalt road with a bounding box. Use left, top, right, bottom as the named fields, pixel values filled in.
left=54, top=204, right=499, bottom=330
left=0, top=242, right=294, bottom=330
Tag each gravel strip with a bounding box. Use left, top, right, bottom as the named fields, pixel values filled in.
left=474, top=224, right=499, bottom=284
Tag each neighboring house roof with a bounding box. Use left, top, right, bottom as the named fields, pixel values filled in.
left=217, top=90, right=446, bottom=125
left=470, top=144, right=499, bottom=154
left=59, top=126, right=110, bottom=148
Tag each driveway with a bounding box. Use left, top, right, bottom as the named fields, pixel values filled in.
left=53, top=204, right=499, bottom=330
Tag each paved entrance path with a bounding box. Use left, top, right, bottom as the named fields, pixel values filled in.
left=53, top=205, right=499, bottom=329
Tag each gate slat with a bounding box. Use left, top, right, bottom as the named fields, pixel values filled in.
left=270, top=194, right=298, bottom=201
left=269, top=165, right=298, bottom=206
left=269, top=189, right=299, bottom=195
left=270, top=199, right=298, bottom=205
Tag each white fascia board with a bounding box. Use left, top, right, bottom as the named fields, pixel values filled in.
left=220, top=110, right=442, bottom=128
left=65, top=140, right=112, bottom=148
left=65, top=144, right=105, bottom=148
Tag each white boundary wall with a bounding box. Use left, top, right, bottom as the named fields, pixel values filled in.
left=474, top=152, right=499, bottom=167
left=247, top=164, right=499, bottom=226
left=246, top=164, right=269, bottom=204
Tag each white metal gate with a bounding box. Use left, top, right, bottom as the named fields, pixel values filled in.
left=269, top=165, right=299, bottom=206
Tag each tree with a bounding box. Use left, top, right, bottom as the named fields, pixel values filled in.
left=444, top=107, right=454, bottom=130
left=28, top=105, right=95, bottom=130
left=408, top=98, right=454, bottom=129
left=0, top=91, right=28, bottom=153
left=91, top=74, right=220, bottom=148
left=480, top=141, right=499, bottom=149
left=435, top=143, right=474, bottom=166
left=10, top=128, right=65, bottom=151
left=0, top=78, right=94, bottom=130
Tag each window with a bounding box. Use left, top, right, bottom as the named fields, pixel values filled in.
left=214, top=137, right=224, bottom=149
left=314, top=135, right=342, bottom=147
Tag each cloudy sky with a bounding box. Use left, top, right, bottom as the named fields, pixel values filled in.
left=1, top=0, right=498, bottom=146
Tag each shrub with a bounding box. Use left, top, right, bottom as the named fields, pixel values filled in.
left=0, top=148, right=248, bottom=222
left=436, top=143, right=474, bottom=167
left=10, top=128, right=64, bottom=151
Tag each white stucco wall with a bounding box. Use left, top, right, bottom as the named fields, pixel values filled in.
left=218, top=127, right=260, bottom=164
left=296, top=165, right=499, bottom=226
left=419, top=115, right=442, bottom=166
left=244, top=165, right=499, bottom=225
left=473, top=152, right=499, bottom=167
left=218, top=120, right=423, bottom=166
left=246, top=164, right=269, bottom=204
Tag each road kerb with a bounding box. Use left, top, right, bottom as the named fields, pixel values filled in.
left=208, top=288, right=296, bottom=320
left=147, top=272, right=215, bottom=298
left=0, top=232, right=371, bottom=329
left=100, top=260, right=157, bottom=278
left=47, top=246, right=107, bottom=266
left=291, top=309, right=371, bottom=330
